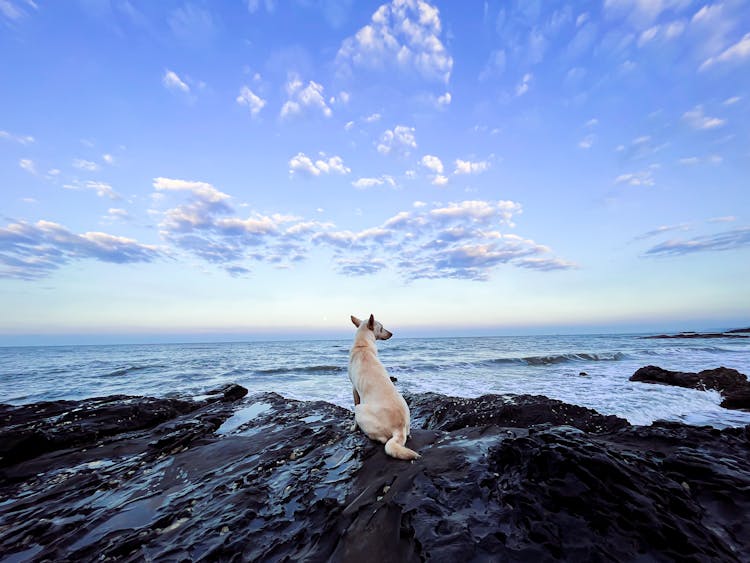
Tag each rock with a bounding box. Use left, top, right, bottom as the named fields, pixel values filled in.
left=389, top=376, right=398, bottom=383
left=630, top=365, right=750, bottom=411
left=641, top=332, right=748, bottom=339
left=725, top=327, right=750, bottom=334
left=0, top=387, right=749, bottom=561
left=579, top=371, right=588, bottom=376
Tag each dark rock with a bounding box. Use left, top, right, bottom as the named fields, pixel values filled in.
left=389, top=375, right=398, bottom=383
left=579, top=371, right=588, bottom=376
left=725, top=327, right=750, bottom=334
left=630, top=365, right=750, bottom=412
left=641, top=332, right=748, bottom=339
left=1, top=387, right=749, bottom=562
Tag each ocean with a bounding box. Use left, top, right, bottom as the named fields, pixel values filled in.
left=2, top=333, right=749, bottom=429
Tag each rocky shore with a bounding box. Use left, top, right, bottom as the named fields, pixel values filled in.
left=1, top=380, right=749, bottom=562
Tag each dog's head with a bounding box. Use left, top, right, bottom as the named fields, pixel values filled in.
left=351, top=314, right=393, bottom=340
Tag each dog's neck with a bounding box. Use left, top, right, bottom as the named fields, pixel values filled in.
left=351, top=329, right=376, bottom=353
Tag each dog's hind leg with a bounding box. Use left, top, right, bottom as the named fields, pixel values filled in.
left=350, top=389, right=361, bottom=431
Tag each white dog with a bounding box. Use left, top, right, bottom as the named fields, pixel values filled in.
left=349, top=314, right=419, bottom=461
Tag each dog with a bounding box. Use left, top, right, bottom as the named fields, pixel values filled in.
left=349, top=314, right=420, bottom=461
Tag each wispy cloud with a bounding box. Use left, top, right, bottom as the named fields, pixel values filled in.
left=615, top=169, right=655, bottom=187
left=516, top=73, right=532, bottom=96
left=18, top=158, right=36, bottom=174
left=0, top=219, right=160, bottom=280
left=644, top=227, right=750, bottom=257
left=634, top=223, right=691, bottom=241
left=72, top=158, right=100, bottom=172
left=162, top=69, right=190, bottom=93
left=64, top=180, right=121, bottom=200
left=0, top=130, right=34, bottom=145
left=682, top=105, right=726, bottom=130
left=351, top=175, right=396, bottom=189
left=700, top=33, right=750, bottom=71
left=336, top=0, right=453, bottom=84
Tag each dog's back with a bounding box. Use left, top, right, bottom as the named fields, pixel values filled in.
left=349, top=314, right=419, bottom=461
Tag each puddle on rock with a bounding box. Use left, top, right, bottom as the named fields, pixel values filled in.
left=216, top=402, right=272, bottom=434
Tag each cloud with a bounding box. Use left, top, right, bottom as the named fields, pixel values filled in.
left=19, top=159, right=36, bottom=174
left=603, top=0, right=689, bottom=28
left=236, top=86, right=266, bottom=116
left=72, top=158, right=100, bottom=172
left=163, top=70, right=190, bottom=93
left=454, top=159, right=491, bottom=175
left=377, top=125, right=416, bottom=155
left=724, top=96, right=741, bottom=105
left=700, top=33, right=750, bottom=71
left=0, top=0, right=36, bottom=21
left=336, top=0, right=453, bottom=83
left=105, top=208, right=129, bottom=221
left=288, top=153, right=351, bottom=177
left=682, top=105, right=726, bottom=130
left=431, top=174, right=448, bottom=186
left=578, top=134, right=595, bottom=149
left=280, top=75, right=333, bottom=119
left=149, top=179, right=573, bottom=281
left=0, top=219, right=160, bottom=280
left=102, top=153, right=114, bottom=165
left=246, top=0, right=275, bottom=13
left=0, top=130, right=34, bottom=145
left=634, top=223, right=691, bottom=241
left=644, top=227, right=750, bottom=257
left=708, top=216, right=736, bottom=223
left=420, top=154, right=443, bottom=174
left=351, top=175, right=396, bottom=189
left=363, top=112, right=382, bottom=123
left=516, top=73, right=532, bottom=96
left=479, top=49, right=506, bottom=81
left=435, top=92, right=451, bottom=108
left=615, top=169, right=655, bottom=186
left=168, top=3, right=216, bottom=45
left=64, top=180, right=121, bottom=199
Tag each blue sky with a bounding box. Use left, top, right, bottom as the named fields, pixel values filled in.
left=1, top=0, right=749, bottom=344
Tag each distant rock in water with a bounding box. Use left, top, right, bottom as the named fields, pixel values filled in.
left=726, top=327, right=750, bottom=334
left=0, top=385, right=749, bottom=561
left=641, top=331, right=748, bottom=339
left=630, top=365, right=750, bottom=411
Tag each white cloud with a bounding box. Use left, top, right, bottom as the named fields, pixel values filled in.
left=106, top=208, right=129, bottom=220
left=102, top=153, right=114, bottom=165
left=86, top=181, right=119, bottom=199
left=615, top=170, right=655, bottom=186
left=479, top=49, right=506, bottom=81
left=0, top=130, right=34, bottom=145
left=516, top=73, right=532, bottom=96
left=454, top=159, right=491, bottom=175
left=435, top=91, right=451, bottom=108
left=700, top=33, right=750, bottom=71
left=153, top=177, right=230, bottom=203
left=289, top=153, right=351, bottom=177
left=0, top=0, right=36, bottom=21
left=708, top=216, right=736, bottom=223
left=682, top=105, right=726, bottom=130
left=72, top=158, right=100, bottom=171
left=420, top=154, right=444, bottom=174
left=723, top=96, right=741, bottom=105
left=432, top=174, right=448, bottom=186
left=280, top=75, right=332, bottom=119
left=578, top=134, right=595, bottom=149
left=363, top=112, right=382, bottom=123
left=344, top=120, right=355, bottom=131
left=377, top=125, right=417, bottom=155
left=163, top=69, right=190, bottom=93
left=336, top=0, right=453, bottom=83
left=637, top=25, right=660, bottom=46
left=351, top=175, right=396, bottom=189
left=236, top=86, right=266, bottom=116
left=585, top=118, right=599, bottom=128
left=19, top=158, right=36, bottom=174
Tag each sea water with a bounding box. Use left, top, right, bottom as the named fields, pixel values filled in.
left=2, top=333, right=750, bottom=428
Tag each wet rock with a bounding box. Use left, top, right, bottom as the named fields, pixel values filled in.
left=630, top=365, right=750, bottom=411
left=0, top=386, right=749, bottom=561
left=641, top=332, right=748, bottom=339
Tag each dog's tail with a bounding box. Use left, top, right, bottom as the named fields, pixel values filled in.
left=384, top=431, right=420, bottom=461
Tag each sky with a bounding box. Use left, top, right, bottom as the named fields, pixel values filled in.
left=1, top=0, right=749, bottom=345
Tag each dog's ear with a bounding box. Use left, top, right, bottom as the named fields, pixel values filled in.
left=351, top=315, right=362, bottom=328
left=367, top=314, right=374, bottom=330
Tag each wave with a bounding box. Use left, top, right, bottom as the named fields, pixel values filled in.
left=255, top=365, right=347, bottom=375
left=100, top=365, right=165, bottom=378
left=486, top=352, right=628, bottom=366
